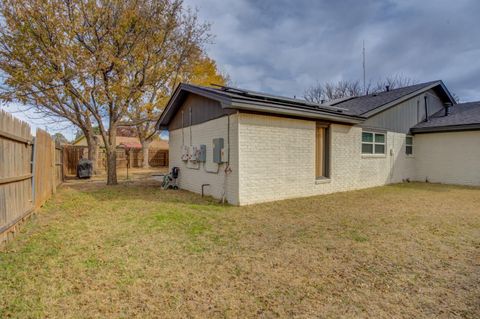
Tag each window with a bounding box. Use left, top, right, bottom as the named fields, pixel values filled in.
left=316, top=124, right=330, bottom=178
left=362, top=131, right=386, bottom=155
left=406, top=136, right=413, bottom=155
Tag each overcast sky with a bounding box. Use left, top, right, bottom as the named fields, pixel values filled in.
left=3, top=0, right=480, bottom=139
left=185, top=0, right=480, bottom=101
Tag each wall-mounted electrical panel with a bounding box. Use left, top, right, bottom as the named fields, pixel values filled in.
left=181, top=145, right=189, bottom=161
left=189, top=145, right=198, bottom=162
left=198, top=144, right=207, bottom=162
left=213, top=138, right=224, bottom=163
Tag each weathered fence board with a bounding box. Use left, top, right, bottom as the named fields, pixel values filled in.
left=63, top=145, right=168, bottom=176
left=1, top=110, right=63, bottom=244
left=55, top=144, right=64, bottom=187
left=0, top=110, right=34, bottom=237
left=63, top=145, right=88, bottom=176
left=33, top=129, right=55, bottom=209
left=148, top=148, right=169, bottom=167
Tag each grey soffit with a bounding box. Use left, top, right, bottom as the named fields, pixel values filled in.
left=329, top=80, right=456, bottom=116
left=411, top=101, right=480, bottom=133
left=156, top=83, right=366, bottom=129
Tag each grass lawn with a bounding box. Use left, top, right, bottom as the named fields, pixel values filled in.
left=1, top=181, right=479, bottom=318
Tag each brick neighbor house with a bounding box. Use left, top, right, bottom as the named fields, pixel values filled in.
left=156, top=81, right=480, bottom=205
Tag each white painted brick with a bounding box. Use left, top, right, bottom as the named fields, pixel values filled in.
left=414, top=131, right=480, bottom=186
left=237, top=113, right=415, bottom=205
left=169, top=114, right=239, bottom=205
left=169, top=112, right=478, bottom=206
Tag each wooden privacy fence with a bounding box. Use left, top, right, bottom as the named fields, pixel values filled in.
left=0, top=110, right=62, bottom=244
left=109, top=147, right=169, bottom=169
left=98, top=147, right=169, bottom=169
left=63, top=145, right=169, bottom=176
left=63, top=145, right=88, bottom=176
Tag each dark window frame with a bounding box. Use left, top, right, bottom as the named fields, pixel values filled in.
left=406, top=135, right=413, bottom=155
left=362, top=131, right=386, bottom=155
left=316, top=123, right=330, bottom=179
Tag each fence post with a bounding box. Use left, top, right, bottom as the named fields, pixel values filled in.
left=31, top=136, right=37, bottom=206
left=52, top=141, right=56, bottom=194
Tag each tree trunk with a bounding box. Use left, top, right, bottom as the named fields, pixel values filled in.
left=84, top=132, right=98, bottom=174
left=105, top=123, right=117, bottom=185
left=141, top=139, right=151, bottom=168
left=106, top=146, right=117, bottom=185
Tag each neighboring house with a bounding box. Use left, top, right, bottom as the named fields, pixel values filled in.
left=156, top=81, right=480, bottom=205
left=72, top=135, right=169, bottom=150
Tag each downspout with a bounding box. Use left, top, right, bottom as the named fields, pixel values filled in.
left=221, top=114, right=232, bottom=204
left=181, top=110, right=184, bottom=146
left=424, top=95, right=429, bottom=122
left=189, top=107, right=192, bottom=146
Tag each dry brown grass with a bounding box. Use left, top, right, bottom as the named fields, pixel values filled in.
left=1, top=181, right=479, bottom=318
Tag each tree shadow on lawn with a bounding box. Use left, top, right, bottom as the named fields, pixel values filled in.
left=64, top=179, right=227, bottom=208
left=389, top=181, right=480, bottom=193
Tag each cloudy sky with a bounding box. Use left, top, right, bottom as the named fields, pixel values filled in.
left=185, top=0, right=480, bottom=101
left=3, top=0, right=480, bottom=139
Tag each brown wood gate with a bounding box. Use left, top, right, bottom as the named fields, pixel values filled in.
left=63, top=145, right=88, bottom=176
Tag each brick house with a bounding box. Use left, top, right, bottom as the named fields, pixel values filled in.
left=156, top=81, right=480, bottom=205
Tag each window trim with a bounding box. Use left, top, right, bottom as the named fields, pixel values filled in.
left=405, top=135, right=414, bottom=156
left=362, top=131, right=386, bottom=155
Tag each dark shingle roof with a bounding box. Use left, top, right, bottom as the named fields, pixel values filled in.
left=330, top=81, right=446, bottom=116
left=157, top=83, right=365, bottom=129
left=411, top=101, right=480, bottom=132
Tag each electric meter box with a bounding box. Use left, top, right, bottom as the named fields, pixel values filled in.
left=189, top=146, right=198, bottom=162
left=213, top=138, right=224, bottom=163
left=181, top=145, right=189, bottom=161
left=198, top=145, right=207, bottom=162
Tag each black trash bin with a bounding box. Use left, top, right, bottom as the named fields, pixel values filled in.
left=77, top=158, right=93, bottom=179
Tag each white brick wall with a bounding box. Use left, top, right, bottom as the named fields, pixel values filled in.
left=237, top=113, right=415, bottom=205
left=169, top=112, right=479, bottom=206
left=414, top=131, right=480, bottom=186
left=169, top=114, right=239, bottom=204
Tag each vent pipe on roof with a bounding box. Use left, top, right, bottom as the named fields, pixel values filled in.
left=444, top=102, right=452, bottom=116
left=385, top=85, right=390, bottom=92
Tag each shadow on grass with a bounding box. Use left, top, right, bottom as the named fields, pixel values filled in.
left=386, top=181, right=480, bottom=193
left=64, top=179, right=229, bottom=208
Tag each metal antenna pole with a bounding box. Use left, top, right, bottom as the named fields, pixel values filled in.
left=363, top=40, right=366, bottom=94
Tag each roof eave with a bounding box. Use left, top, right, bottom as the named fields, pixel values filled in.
left=411, top=123, right=480, bottom=134
left=361, top=82, right=440, bottom=117
left=155, top=84, right=232, bottom=130
left=157, top=84, right=365, bottom=129
left=361, top=81, right=457, bottom=118
left=230, top=100, right=365, bottom=124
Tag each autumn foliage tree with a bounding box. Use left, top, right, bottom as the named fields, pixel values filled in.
left=129, top=52, right=227, bottom=168
left=0, top=0, right=211, bottom=184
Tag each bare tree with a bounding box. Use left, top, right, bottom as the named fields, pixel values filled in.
left=304, top=75, right=416, bottom=103
left=370, top=75, right=415, bottom=93
left=304, top=80, right=363, bottom=103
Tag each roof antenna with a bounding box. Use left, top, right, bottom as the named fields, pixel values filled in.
left=362, top=40, right=366, bottom=94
